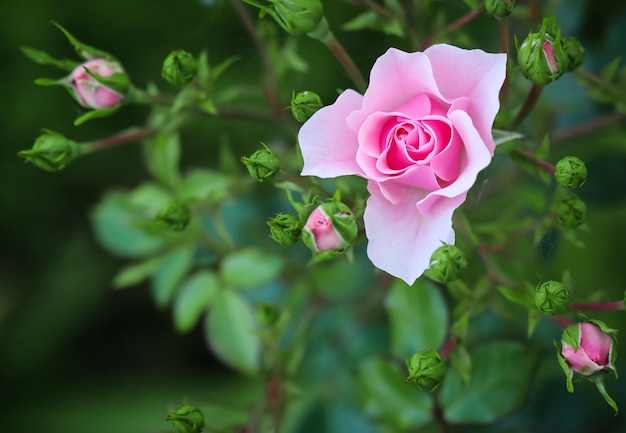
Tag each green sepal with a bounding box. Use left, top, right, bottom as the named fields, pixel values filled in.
left=52, top=21, right=116, bottom=60
left=591, top=375, right=618, bottom=414
left=554, top=340, right=575, bottom=393
left=74, top=105, right=120, bottom=126
left=561, top=323, right=580, bottom=350
left=33, top=77, right=66, bottom=86
left=83, top=67, right=130, bottom=96
left=20, top=46, right=78, bottom=71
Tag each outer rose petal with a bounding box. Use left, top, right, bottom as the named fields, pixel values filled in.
left=561, top=343, right=603, bottom=376
left=424, top=45, right=507, bottom=153
left=579, top=322, right=612, bottom=366
left=299, top=90, right=365, bottom=178
left=363, top=182, right=456, bottom=285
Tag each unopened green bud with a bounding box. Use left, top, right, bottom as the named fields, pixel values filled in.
left=425, top=244, right=467, bottom=283
left=563, top=37, right=584, bottom=71
left=155, top=201, right=191, bottom=232
left=485, top=0, right=516, bottom=18
left=18, top=130, right=80, bottom=172
left=553, top=192, right=586, bottom=228
left=162, top=50, right=198, bottom=86
left=302, top=201, right=357, bottom=256
left=166, top=405, right=204, bottom=433
left=268, top=213, right=302, bottom=247
left=272, top=0, right=324, bottom=34
left=291, top=91, right=323, bottom=123
left=555, top=156, right=587, bottom=188
left=517, top=15, right=569, bottom=85
left=242, top=144, right=280, bottom=182
left=406, top=349, right=446, bottom=392
left=256, top=302, right=281, bottom=326
left=535, top=280, right=569, bottom=315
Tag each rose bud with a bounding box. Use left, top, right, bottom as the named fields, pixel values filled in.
left=517, top=15, right=569, bottom=85
left=162, top=50, right=198, bottom=86
left=241, top=144, right=280, bottom=182
left=18, top=130, right=79, bottom=172
left=485, top=0, right=516, bottom=19
left=561, top=322, right=616, bottom=376
left=166, top=404, right=204, bottom=433
left=155, top=201, right=191, bottom=232
left=267, top=213, right=302, bottom=247
left=558, top=320, right=619, bottom=413
left=555, top=156, right=587, bottom=188
left=70, top=58, right=127, bottom=109
left=425, top=244, right=467, bottom=283
left=405, top=349, right=446, bottom=392
left=272, top=0, right=324, bottom=35
left=302, top=202, right=357, bottom=254
left=535, top=280, right=569, bottom=315
left=290, top=91, right=323, bottom=123
left=553, top=192, right=586, bottom=228
left=563, top=37, right=585, bottom=71
left=256, top=302, right=281, bottom=327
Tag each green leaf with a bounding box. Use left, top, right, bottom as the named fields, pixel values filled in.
left=90, top=190, right=167, bottom=258
left=356, top=357, right=433, bottom=431
left=206, top=289, right=260, bottom=374
left=449, top=345, right=472, bottom=385
left=173, top=270, right=220, bottom=333
left=143, top=131, right=181, bottom=188
left=385, top=278, right=448, bottom=359
left=535, top=134, right=549, bottom=160
left=112, top=256, right=165, bottom=289
left=83, top=68, right=130, bottom=95
left=74, top=105, right=120, bottom=126
left=342, top=11, right=404, bottom=37
left=20, top=46, right=78, bottom=71
left=439, top=341, right=536, bottom=424
left=151, top=247, right=195, bottom=308
left=221, top=248, right=283, bottom=289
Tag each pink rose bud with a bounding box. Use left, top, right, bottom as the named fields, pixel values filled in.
left=561, top=322, right=614, bottom=376
left=542, top=40, right=559, bottom=75
left=303, top=206, right=345, bottom=252
left=302, top=202, right=357, bottom=256
left=70, top=58, right=124, bottom=109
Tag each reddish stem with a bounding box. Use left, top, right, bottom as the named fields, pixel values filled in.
left=515, top=149, right=555, bottom=173
left=86, top=128, right=156, bottom=151
left=510, top=84, right=543, bottom=130
left=569, top=300, right=625, bottom=311
left=439, top=336, right=457, bottom=359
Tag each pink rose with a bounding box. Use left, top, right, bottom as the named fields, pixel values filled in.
left=70, top=58, right=123, bottom=109
left=561, top=322, right=614, bottom=376
left=303, top=206, right=345, bottom=252
left=298, top=45, right=506, bottom=284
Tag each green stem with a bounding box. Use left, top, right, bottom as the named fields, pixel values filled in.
left=309, top=18, right=367, bottom=93
left=509, top=83, right=543, bottom=129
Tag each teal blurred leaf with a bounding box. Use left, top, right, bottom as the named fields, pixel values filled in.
left=206, top=289, right=260, bottom=374
left=173, top=270, right=220, bottom=333
left=179, top=169, right=229, bottom=205
left=91, top=190, right=167, bottom=258
left=221, top=248, right=283, bottom=289
left=439, top=341, right=536, bottom=423
left=356, top=357, right=433, bottom=430
left=112, top=255, right=165, bottom=289
left=385, top=278, right=448, bottom=359
left=151, top=247, right=194, bottom=308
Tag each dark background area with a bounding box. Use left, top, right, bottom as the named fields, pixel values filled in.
left=1, top=0, right=626, bottom=432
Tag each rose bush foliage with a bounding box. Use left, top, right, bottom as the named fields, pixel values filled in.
left=298, top=44, right=506, bottom=284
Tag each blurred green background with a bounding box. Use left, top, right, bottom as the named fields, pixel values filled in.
left=1, top=0, right=626, bottom=432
